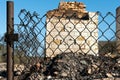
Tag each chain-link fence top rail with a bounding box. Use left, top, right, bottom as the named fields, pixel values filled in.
left=13, top=9, right=120, bottom=80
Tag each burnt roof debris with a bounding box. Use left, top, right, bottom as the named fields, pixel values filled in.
left=47, top=2, right=89, bottom=19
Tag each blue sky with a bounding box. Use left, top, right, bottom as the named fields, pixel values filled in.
left=0, top=0, right=120, bottom=40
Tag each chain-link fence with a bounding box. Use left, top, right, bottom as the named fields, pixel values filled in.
left=11, top=9, right=120, bottom=80
left=0, top=8, right=120, bottom=79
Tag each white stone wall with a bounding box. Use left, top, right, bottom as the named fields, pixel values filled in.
left=46, top=12, right=98, bottom=57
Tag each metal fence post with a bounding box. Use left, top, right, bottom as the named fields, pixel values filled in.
left=116, top=6, right=120, bottom=54
left=6, top=1, right=14, bottom=80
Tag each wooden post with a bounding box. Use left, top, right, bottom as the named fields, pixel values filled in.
left=6, top=1, right=14, bottom=80
left=116, top=6, right=120, bottom=54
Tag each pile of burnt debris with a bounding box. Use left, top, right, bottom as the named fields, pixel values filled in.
left=0, top=53, right=119, bottom=80
left=18, top=52, right=120, bottom=80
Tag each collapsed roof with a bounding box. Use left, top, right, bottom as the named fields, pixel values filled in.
left=47, top=2, right=89, bottom=19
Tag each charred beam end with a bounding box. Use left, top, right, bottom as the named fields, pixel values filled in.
left=5, top=33, right=18, bottom=42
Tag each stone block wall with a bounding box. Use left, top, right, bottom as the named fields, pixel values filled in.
left=45, top=2, right=98, bottom=57
left=46, top=12, right=98, bottom=57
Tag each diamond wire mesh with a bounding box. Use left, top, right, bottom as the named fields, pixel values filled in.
left=14, top=9, right=120, bottom=80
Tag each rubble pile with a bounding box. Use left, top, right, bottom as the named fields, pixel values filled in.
left=44, top=52, right=120, bottom=80
left=0, top=52, right=120, bottom=80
